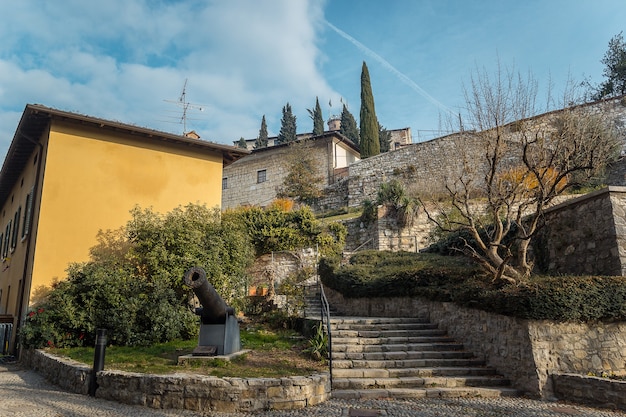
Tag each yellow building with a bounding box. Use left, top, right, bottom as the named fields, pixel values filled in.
left=0, top=104, right=248, bottom=353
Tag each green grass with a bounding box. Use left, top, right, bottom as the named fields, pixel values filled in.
left=49, top=325, right=324, bottom=378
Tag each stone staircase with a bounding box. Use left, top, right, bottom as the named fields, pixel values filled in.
left=303, top=283, right=337, bottom=318
left=328, top=316, right=518, bottom=400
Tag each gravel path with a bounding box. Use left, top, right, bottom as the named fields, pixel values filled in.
left=2, top=363, right=625, bottom=417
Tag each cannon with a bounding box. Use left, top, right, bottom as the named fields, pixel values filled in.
left=184, top=266, right=240, bottom=356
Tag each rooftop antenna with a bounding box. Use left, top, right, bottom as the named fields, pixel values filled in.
left=164, top=79, right=205, bottom=135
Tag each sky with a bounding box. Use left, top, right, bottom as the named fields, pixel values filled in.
left=0, top=0, right=624, bottom=159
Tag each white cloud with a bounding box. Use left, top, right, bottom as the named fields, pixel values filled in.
left=0, top=0, right=337, bottom=157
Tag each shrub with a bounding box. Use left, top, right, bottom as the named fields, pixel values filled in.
left=223, top=204, right=345, bottom=257
left=21, top=203, right=254, bottom=348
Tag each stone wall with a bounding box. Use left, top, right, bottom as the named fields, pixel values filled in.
left=21, top=348, right=91, bottom=394
left=343, top=205, right=434, bottom=253
left=553, top=373, right=626, bottom=411
left=322, top=288, right=626, bottom=399
left=21, top=349, right=330, bottom=412
left=247, top=249, right=317, bottom=289
left=534, top=186, right=626, bottom=276
left=325, top=96, right=626, bottom=212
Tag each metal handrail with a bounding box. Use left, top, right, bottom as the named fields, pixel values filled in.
left=350, top=238, right=373, bottom=253
left=318, top=280, right=333, bottom=387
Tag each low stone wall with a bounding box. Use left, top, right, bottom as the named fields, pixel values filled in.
left=21, top=348, right=91, bottom=394
left=21, top=349, right=330, bottom=412
left=553, top=373, right=626, bottom=411
left=323, top=288, right=626, bottom=400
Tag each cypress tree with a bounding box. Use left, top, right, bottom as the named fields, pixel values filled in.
left=309, top=97, right=324, bottom=136
left=359, top=61, right=380, bottom=158
left=237, top=137, right=248, bottom=149
left=254, top=115, right=269, bottom=149
left=278, top=103, right=297, bottom=144
left=340, top=104, right=360, bottom=146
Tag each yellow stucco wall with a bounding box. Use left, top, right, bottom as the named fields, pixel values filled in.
left=30, top=121, right=224, bottom=293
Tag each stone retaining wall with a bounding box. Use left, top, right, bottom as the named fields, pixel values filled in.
left=21, top=349, right=330, bottom=412
left=553, top=373, right=626, bottom=411
left=534, top=187, right=626, bottom=276
left=323, top=288, right=626, bottom=400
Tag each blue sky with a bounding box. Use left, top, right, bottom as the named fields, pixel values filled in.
left=0, top=0, right=624, bottom=158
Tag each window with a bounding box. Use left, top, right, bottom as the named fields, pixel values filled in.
left=222, top=177, right=228, bottom=190
left=257, top=169, right=267, bottom=184
left=22, top=188, right=33, bottom=240
left=3, top=220, right=11, bottom=258
left=10, top=207, right=20, bottom=251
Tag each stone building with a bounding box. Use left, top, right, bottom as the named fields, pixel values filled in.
left=222, top=132, right=360, bottom=209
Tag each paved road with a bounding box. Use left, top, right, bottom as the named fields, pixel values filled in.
left=2, top=362, right=626, bottom=417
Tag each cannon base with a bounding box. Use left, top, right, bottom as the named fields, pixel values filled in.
left=194, top=315, right=241, bottom=356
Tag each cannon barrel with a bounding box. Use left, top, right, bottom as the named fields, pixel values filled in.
left=184, top=266, right=234, bottom=324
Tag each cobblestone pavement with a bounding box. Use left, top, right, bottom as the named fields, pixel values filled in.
left=2, top=363, right=626, bottom=417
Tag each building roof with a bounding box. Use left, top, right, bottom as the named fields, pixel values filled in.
left=0, top=104, right=250, bottom=208
left=250, top=130, right=360, bottom=155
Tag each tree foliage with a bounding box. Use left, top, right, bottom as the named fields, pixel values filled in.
left=596, top=32, right=626, bottom=99
left=378, top=123, right=391, bottom=152
left=277, top=103, right=297, bottom=144
left=359, top=61, right=380, bottom=158
left=276, top=140, right=324, bottom=205
left=223, top=203, right=346, bottom=258
left=308, top=97, right=325, bottom=136
left=20, top=204, right=254, bottom=348
left=237, top=137, right=248, bottom=149
left=422, top=65, right=620, bottom=283
left=340, top=104, right=360, bottom=146
left=255, top=115, right=269, bottom=149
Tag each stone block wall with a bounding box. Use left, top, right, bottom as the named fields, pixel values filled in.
left=322, top=287, right=626, bottom=399
left=21, top=348, right=90, bottom=395
left=553, top=373, right=626, bottom=411
left=21, top=349, right=330, bottom=412
left=324, top=96, right=626, bottom=213
left=534, top=187, right=626, bottom=276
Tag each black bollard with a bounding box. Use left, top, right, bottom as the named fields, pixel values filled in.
left=88, top=328, right=107, bottom=397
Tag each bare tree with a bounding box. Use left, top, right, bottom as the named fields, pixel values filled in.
left=422, top=66, right=620, bottom=283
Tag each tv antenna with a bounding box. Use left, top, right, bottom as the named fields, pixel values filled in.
left=163, top=79, right=205, bottom=135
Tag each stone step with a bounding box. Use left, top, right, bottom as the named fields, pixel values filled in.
left=331, top=386, right=519, bottom=400
left=329, top=317, right=430, bottom=325
left=331, top=329, right=447, bottom=338
left=332, top=358, right=486, bottom=369
left=332, top=342, right=465, bottom=353
left=332, top=336, right=456, bottom=345
left=330, top=322, right=439, bottom=331
left=331, top=350, right=475, bottom=361
left=332, top=374, right=511, bottom=390
left=333, top=366, right=498, bottom=379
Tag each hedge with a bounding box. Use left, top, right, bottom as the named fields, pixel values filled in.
left=319, top=251, right=626, bottom=322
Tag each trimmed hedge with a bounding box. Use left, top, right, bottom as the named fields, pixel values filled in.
left=320, top=251, right=626, bottom=322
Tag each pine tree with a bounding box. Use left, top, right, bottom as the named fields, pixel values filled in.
left=378, top=123, right=391, bottom=152
left=277, top=103, right=297, bottom=144
left=340, top=104, right=360, bottom=146
left=254, top=115, right=269, bottom=149
left=598, top=32, right=626, bottom=98
left=237, top=137, right=248, bottom=149
left=359, top=61, right=380, bottom=158
left=308, top=97, right=324, bottom=136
